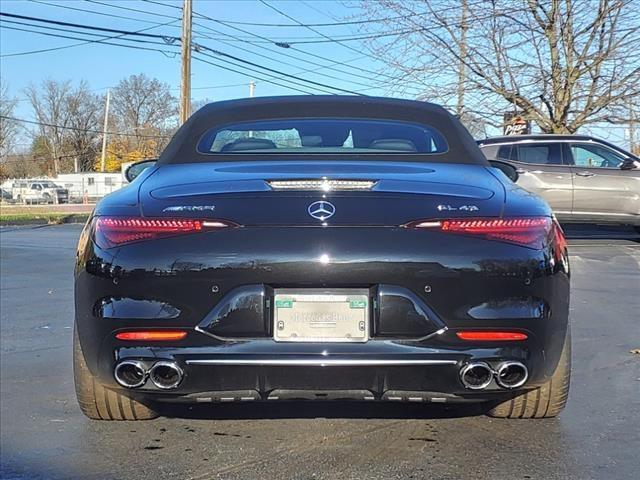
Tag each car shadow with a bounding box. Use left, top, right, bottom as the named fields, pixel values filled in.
left=562, top=223, right=639, bottom=241
left=154, top=401, right=489, bottom=421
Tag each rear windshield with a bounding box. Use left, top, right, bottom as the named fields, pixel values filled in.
left=197, top=118, right=448, bottom=155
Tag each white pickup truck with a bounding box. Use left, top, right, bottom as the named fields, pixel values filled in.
left=11, top=180, right=69, bottom=204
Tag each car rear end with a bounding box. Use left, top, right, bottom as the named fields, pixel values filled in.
left=75, top=167, right=569, bottom=407
left=73, top=97, right=570, bottom=418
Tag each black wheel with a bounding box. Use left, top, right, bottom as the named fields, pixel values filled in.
left=487, top=326, right=571, bottom=419
left=73, top=328, right=158, bottom=420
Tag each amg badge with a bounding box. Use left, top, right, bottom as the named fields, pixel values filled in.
left=162, top=205, right=216, bottom=212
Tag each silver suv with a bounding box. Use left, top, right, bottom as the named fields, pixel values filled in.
left=477, top=135, right=640, bottom=227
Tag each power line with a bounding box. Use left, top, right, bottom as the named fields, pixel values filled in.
left=0, top=22, right=318, bottom=95
left=31, top=0, right=405, bottom=43
left=27, top=0, right=238, bottom=42
left=192, top=19, right=393, bottom=89
left=1, top=115, right=172, bottom=139
left=1, top=14, right=366, bottom=95
left=141, top=0, right=437, bottom=29
left=29, top=0, right=182, bottom=28
left=0, top=13, right=180, bottom=58
left=59, top=0, right=408, bottom=89
left=190, top=7, right=407, bottom=84
left=0, top=24, right=181, bottom=57
left=83, top=0, right=177, bottom=20
left=0, top=12, right=179, bottom=41
left=188, top=29, right=382, bottom=93
left=0, top=19, right=177, bottom=47
left=194, top=44, right=363, bottom=96
left=258, top=0, right=380, bottom=57
left=19, top=1, right=389, bottom=92
left=192, top=54, right=316, bottom=95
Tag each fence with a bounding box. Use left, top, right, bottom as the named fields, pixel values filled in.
left=1, top=174, right=126, bottom=204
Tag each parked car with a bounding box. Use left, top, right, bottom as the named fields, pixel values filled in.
left=11, top=180, right=69, bottom=204
left=74, top=96, right=570, bottom=421
left=477, top=135, right=640, bottom=227
left=0, top=188, right=12, bottom=201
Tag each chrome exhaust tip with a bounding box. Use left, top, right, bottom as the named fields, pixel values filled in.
left=460, top=362, right=493, bottom=390
left=495, top=361, right=528, bottom=389
left=149, top=361, right=184, bottom=390
left=114, top=360, right=147, bottom=388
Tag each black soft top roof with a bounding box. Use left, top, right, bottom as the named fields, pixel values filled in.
left=158, top=95, right=488, bottom=165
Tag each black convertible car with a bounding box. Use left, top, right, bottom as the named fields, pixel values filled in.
left=74, top=96, right=570, bottom=421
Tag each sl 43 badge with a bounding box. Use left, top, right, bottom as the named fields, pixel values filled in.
left=437, top=204, right=479, bottom=212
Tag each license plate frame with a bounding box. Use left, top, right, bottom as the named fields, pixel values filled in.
left=273, top=289, right=370, bottom=343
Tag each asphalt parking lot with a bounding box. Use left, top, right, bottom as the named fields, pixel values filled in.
left=1, top=224, right=638, bottom=480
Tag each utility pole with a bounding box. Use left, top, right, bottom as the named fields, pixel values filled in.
left=456, top=0, right=468, bottom=118
left=180, top=0, right=193, bottom=124
left=100, top=89, right=110, bottom=173
left=630, top=100, right=636, bottom=153
left=248, top=81, right=256, bottom=137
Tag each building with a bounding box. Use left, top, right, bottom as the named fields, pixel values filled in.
left=55, top=172, right=125, bottom=201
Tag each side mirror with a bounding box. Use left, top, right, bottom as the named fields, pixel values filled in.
left=488, top=159, right=519, bottom=182
left=620, top=159, right=639, bottom=170
left=125, top=159, right=157, bottom=183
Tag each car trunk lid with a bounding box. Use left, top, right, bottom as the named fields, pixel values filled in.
left=138, top=161, right=505, bottom=226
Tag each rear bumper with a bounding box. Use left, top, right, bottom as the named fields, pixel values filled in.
left=106, top=333, right=552, bottom=403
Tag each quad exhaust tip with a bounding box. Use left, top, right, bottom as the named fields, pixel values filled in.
left=114, top=360, right=184, bottom=389
left=114, top=360, right=147, bottom=389
left=460, top=361, right=528, bottom=390
left=495, top=361, right=528, bottom=389
left=149, top=361, right=184, bottom=390
left=459, top=362, right=493, bottom=390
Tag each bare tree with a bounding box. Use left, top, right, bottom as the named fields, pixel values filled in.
left=66, top=85, right=102, bottom=172
left=0, top=81, right=19, bottom=159
left=111, top=74, right=178, bottom=157
left=355, top=0, right=640, bottom=134
left=25, top=79, right=102, bottom=174
left=25, top=79, right=72, bottom=174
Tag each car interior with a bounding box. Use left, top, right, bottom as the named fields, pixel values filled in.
left=199, top=119, right=447, bottom=154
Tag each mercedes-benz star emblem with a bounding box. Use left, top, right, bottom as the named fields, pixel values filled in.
left=308, top=200, right=336, bottom=220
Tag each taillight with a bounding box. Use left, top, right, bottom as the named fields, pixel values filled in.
left=405, top=217, right=552, bottom=248
left=115, top=330, right=188, bottom=341
left=456, top=331, right=528, bottom=341
left=94, top=216, right=237, bottom=248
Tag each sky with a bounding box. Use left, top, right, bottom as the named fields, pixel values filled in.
left=0, top=0, right=634, bottom=149
left=1, top=1, right=392, bottom=118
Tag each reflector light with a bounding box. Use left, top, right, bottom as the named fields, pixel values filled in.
left=407, top=217, right=551, bottom=248
left=94, top=217, right=236, bottom=248
left=551, top=218, right=567, bottom=262
left=456, top=331, right=528, bottom=341
left=115, top=330, right=188, bottom=341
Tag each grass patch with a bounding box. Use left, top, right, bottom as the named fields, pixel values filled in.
left=0, top=212, right=90, bottom=225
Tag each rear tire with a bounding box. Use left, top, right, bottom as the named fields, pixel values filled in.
left=73, top=328, right=158, bottom=420
left=487, top=326, right=571, bottom=419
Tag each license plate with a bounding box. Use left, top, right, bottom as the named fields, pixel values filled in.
left=273, top=289, right=369, bottom=342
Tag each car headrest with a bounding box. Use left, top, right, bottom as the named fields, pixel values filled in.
left=300, top=135, right=323, bottom=147
left=221, top=138, right=277, bottom=152
left=368, top=139, right=417, bottom=152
